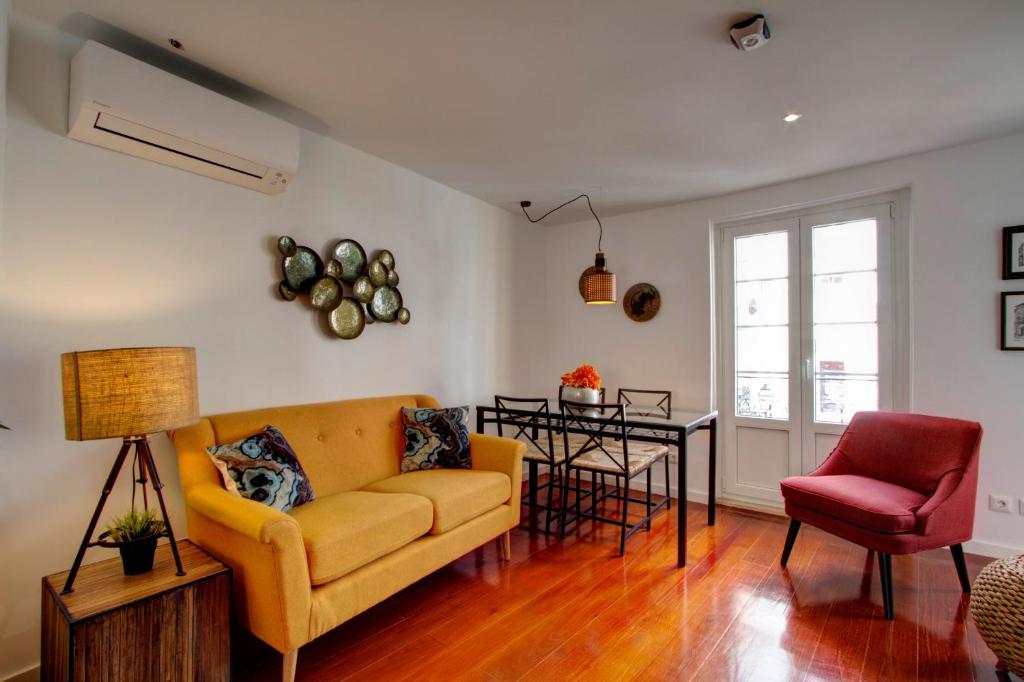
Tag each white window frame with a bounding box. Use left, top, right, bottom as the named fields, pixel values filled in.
left=710, top=188, right=912, bottom=509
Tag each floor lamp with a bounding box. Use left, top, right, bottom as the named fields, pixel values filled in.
left=60, top=347, right=199, bottom=594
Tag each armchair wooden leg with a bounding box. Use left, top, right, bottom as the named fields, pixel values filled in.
left=780, top=519, right=801, bottom=567
left=878, top=552, right=894, bottom=620
left=282, top=648, right=298, bottom=682
left=950, top=544, right=971, bottom=593
left=498, top=530, right=511, bottom=561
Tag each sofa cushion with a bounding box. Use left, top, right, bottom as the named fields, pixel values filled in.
left=206, top=425, right=315, bottom=512
left=780, top=474, right=929, bottom=534
left=400, top=406, right=472, bottom=471
left=362, top=470, right=511, bottom=534
left=287, top=490, right=433, bottom=585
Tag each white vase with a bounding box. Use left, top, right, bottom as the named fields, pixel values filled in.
left=561, top=386, right=601, bottom=417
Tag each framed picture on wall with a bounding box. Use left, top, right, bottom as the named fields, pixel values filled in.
left=1001, top=291, right=1024, bottom=351
left=1003, top=225, right=1024, bottom=279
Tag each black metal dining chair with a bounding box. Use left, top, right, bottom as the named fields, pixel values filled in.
left=559, top=400, right=670, bottom=555
left=558, top=385, right=611, bottom=492
left=617, top=388, right=673, bottom=510
left=494, top=396, right=564, bottom=535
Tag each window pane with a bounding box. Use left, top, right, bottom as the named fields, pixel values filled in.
left=813, top=272, right=877, bottom=324
left=734, top=230, right=789, bottom=421
left=812, top=218, right=879, bottom=425
left=737, top=374, right=789, bottom=420
left=736, top=279, right=788, bottom=326
left=812, top=220, right=877, bottom=275
left=815, top=378, right=878, bottom=423
left=737, top=326, right=788, bottom=373
left=735, top=232, right=787, bottom=281
left=814, top=323, right=878, bottom=375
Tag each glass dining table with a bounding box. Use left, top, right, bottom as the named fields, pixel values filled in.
left=475, top=400, right=718, bottom=567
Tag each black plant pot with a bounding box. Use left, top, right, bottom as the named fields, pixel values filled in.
left=99, top=532, right=160, bottom=576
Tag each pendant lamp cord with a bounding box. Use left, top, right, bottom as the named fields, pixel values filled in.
left=520, top=193, right=604, bottom=251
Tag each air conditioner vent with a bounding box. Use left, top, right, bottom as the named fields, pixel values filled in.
left=68, top=41, right=298, bottom=194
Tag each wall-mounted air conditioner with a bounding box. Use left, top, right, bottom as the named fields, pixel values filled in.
left=68, top=40, right=299, bottom=194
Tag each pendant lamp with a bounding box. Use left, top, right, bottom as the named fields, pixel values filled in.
left=520, top=194, right=616, bottom=304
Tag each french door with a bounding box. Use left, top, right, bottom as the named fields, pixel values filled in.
left=719, top=200, right=897, bottom=505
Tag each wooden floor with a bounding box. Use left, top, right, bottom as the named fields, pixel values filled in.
left=235, top=492, right=1001, bottom=681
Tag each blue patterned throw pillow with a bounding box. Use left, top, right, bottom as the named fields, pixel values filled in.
left=206, top=425, right=315, bottom=512
left=400, top=406, right=471, bottom=472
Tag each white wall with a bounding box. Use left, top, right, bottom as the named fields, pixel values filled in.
left=526, top=131, right=1024, bottom=559
left=0, top=11, right=542, bottom=679
left=0, top=0, right=8, bottom=235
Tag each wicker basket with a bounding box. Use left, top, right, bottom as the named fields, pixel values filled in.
left=970, top=554, right=1024, bottom=676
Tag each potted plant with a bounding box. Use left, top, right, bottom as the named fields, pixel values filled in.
left=560, top=364, right=602, bottom=415
left=100, top=509, right=166, bottom=576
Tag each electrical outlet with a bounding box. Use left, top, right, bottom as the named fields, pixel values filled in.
left=989, top=494, right=1012, bottom=513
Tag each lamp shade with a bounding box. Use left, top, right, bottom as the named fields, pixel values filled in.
left=583, top=252, right=616, bottom=304
left=61, top=347, right=199, bottom=441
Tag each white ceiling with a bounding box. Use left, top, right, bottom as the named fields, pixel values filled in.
left=18, top=0, right=1024, bottom=223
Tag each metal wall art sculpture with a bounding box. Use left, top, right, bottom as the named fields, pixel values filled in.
left=276, top=236, right=410, bottom=340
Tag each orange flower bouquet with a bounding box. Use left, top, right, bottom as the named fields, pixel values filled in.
left=560, top=364, right=601, bottom=390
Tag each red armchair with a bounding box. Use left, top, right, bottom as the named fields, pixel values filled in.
left=779, top=411, right=983, bottom=620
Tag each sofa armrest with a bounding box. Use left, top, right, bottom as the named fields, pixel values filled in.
left=187, top=484, right=298, bottom=542
left=185, top=484, right=312, bottom=653
left=470, top=432, right=525, bottom=519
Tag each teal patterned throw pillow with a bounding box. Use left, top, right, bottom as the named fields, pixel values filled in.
left=400, top=406, right=471, bottom=472
left=206, top=425, right=315, bottom=512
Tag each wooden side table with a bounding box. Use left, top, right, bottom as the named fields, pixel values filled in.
left=41, top=540, right=230, bottom=681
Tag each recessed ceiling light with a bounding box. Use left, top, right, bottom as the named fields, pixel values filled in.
left=783, top=113, right=802, bottom=123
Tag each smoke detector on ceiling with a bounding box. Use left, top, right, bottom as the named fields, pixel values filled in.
left=730, top=14, right=771, bottom=51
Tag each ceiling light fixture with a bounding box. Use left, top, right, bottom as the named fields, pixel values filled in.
left=520, top=194, right=616, bottom=305
left=729, top=14, right=771, bottom=52
left=783, top=113, right=802, bottom=123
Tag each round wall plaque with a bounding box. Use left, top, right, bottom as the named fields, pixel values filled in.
left=623, top=283, right=661, bottom=322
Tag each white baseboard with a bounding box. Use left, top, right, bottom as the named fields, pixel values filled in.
left=523, top=472, right=1021, bottom=559
left=963, top=539, right=1023, bottom=559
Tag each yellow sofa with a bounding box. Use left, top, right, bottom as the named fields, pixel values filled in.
left=170, top=394, right=524, bottom=681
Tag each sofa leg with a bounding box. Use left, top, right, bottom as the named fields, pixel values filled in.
left=282, top=648, right=298, bottom=682
left=780, top=519, right=801, bottom=567
left=878, top=552, right=894, bottom=620
left=950, top=544, right=971, bottom=593
left=499, top=530, right=511, bottom=561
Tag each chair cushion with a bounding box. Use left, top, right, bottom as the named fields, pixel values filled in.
left=523, top=433, right=591, bottom=464
left=524, top=443, right=566, bottom=464
left=571, top=442, right=668, bottom=476
left=288, top=490, right=433, bottom=585
left=780, top=474, right=929, bottom=533
left=362, top=469, right=511, bottom=534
